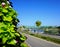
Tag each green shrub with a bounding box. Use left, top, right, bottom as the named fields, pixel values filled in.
left=0, top=0, right=26, bottom=47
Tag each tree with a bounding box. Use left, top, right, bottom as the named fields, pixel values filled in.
left=35, top=20, right=41, bottom=27
left=35, top=20, right=41, bottom=33
left=0, top=0, right=26, bottom=47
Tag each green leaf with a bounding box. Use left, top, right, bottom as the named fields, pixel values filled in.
left=2, top=9, right=8, bottom=13
left=10, top=32, right=15, bottom=38
left=2, top=37, right=8, bottom=44
left=0, top=34, right=2, bottom=38
left=20, top=43, right=27, bottom=47
left=7, top=39, right=17, bottom=45
left=7, top=24, right=15, bottom=32
left=0, top=29, right=4, bottom=33
left=5, top=34, right=8, bottom=37
left=0, top=12, right=3, bottom=16
left=8, top=8, right=12, bottom=11
left=0, top=22, right=7, bottom=28
left=15, top=33, right=20, bottom=36
left=20, top=37, right=25, bottom=41
left=3, top=16, right=12, bottom=21
left=5, top=6, right=9, bottom=9
left=0, top=7, right=2, bottom=11
left=9, top=12, right=14, bottom=16
left=3, top=46, right=6, bottom=47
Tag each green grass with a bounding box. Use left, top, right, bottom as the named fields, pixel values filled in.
left=30, top=33, right=60, bottom=44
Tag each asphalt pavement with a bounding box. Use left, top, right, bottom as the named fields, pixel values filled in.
left=25, top=34, right=60, bottom=47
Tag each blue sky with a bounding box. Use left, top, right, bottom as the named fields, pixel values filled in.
left=11, top=0, right=60, bottom=26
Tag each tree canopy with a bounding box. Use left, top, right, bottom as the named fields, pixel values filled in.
left=35, top=20, right=41, bottom=27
